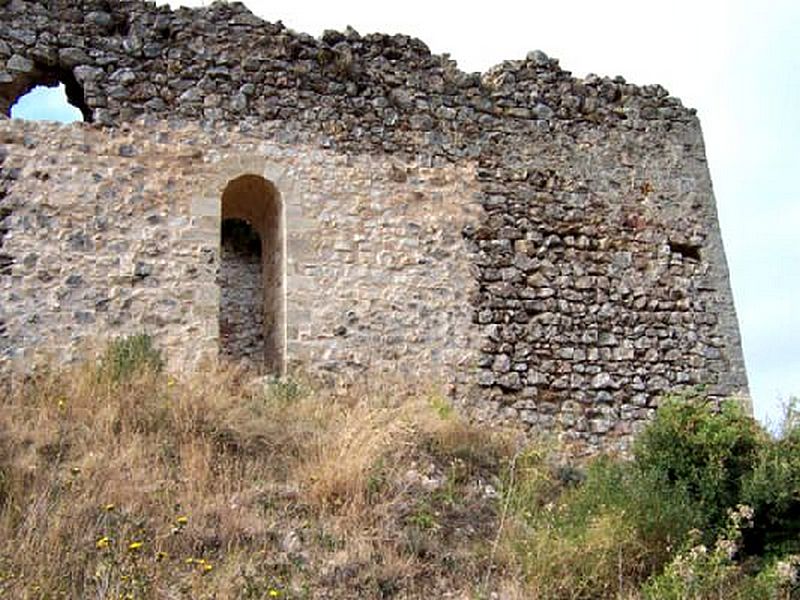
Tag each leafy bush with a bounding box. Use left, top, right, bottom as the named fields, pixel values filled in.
left=634, top=396, right=765, bottom=539
left=501, top=395, right=800, bottom=598
left=642, top=505, right=799, bottom=600
left=569, top=458, right=701, bottom=568
left=741, top=401, right=800, bottom=556
left=98, top=333, right=164, bottom=382
left=510, top=506, right=646, bottom=599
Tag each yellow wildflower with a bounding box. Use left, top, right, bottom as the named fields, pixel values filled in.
left=202, top=563, right=213, bottom=574
left=128, top=541, right=143, bottom=551
left=96, top=536, right=111, bottom=549
left=103, top=503, right=115, bottom=512
left=269, top=590, right=280, bottom=598
left=176, top=516, right=188, bottom=526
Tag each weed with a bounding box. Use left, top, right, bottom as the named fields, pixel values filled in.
left=98, top=333, right=164, bottom=383
left=3, top=348, right=797, bottom=598
left=263, top=377, right=305, bottom=405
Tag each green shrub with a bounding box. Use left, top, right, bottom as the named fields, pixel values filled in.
left=511, top=506, right=646, bottom=599
left=741, top=403, right=800, bottom=556
left=750, top=555, right=800, bottom=599
left=500, top=446, right=560, bottom=521
left=778, top=398, right=800, bottom=438
left=571, top=458, right=700, bottom=565
left=501, top=397, right=798, bottom=598
left=263, top=377, right=304, bottom=404
left=98, top=333, right=164, bottom=383
left=634, top=396, right=765, bottom=539
left=642, top=505, right=799, bottom=600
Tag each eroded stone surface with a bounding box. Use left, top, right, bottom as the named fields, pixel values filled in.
left=219, top=218, right=265, bottom=363
left=0, top=0, right=749, bottom=451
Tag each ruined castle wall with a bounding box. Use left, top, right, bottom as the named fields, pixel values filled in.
left=0, top=119, right=480, bottom=390
left=0, top=0, right=748, bottom=448
left=467, top=120, right=748, bottom=441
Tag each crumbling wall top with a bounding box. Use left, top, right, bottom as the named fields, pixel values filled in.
left=1, top=0, right=693, bottom=151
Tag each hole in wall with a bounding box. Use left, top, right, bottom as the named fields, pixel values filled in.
left=10, top=83, right=84, bottom=123
left=0, top=207, right=13, bottom=276
left=0, top=154, right=12, bottom=277
left=219, top=218, right=266, bottom=363
left=669, top=240, right=701, bottom=261
left=0, top=254, right=12, bottom=276
left=5, top=66, right=92, bottom=122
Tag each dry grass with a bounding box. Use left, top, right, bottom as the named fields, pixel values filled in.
left=502, top=506, right=651, bottom=599
left=8, top=347, right=775, bottom=599
left=0, top=359, right=520, bottom=598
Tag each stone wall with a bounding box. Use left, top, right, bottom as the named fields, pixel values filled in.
left=0, top=118, right=480, bottom=392
left=0, top=0, right=749, bottom=449
left=219, top=218, right=265, bottom=363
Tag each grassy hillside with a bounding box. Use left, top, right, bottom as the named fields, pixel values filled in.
left=0, top=337, right=798, bottom=599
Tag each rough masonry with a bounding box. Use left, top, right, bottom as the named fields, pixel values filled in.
left=0, top=0, right=749, bottom=449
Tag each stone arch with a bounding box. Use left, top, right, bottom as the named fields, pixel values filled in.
left=1, top=60, right=92, bottom=121
left=218, top=174, right=284, bottom=374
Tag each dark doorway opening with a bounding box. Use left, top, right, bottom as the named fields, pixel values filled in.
left=218, top=175, right=283, bottom=374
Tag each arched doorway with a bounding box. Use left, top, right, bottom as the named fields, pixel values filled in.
left=218, top=174, right=283, bottom=374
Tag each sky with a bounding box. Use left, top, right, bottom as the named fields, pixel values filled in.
left=11, top=0, right=799, bottom=426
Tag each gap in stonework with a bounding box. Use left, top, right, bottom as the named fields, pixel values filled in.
left=218, top=174, right=284, bottom=375
left=10, top=83, right=85, bottom=123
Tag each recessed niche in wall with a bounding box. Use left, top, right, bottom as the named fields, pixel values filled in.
left=669, top=240, right=702, bottom=261
left=218, top=174, right=284, bottom=374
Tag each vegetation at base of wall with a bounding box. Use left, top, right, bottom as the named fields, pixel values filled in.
left=97, top=332, right=164, bottom=383
left=497, top=395, right=800, bottom=599
left=0, top=337, right=798, bottom=598
left=633, top=394, right=765, bottom=540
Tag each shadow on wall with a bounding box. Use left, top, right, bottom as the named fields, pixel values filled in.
left=219, top=218, right=266, bottom=363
